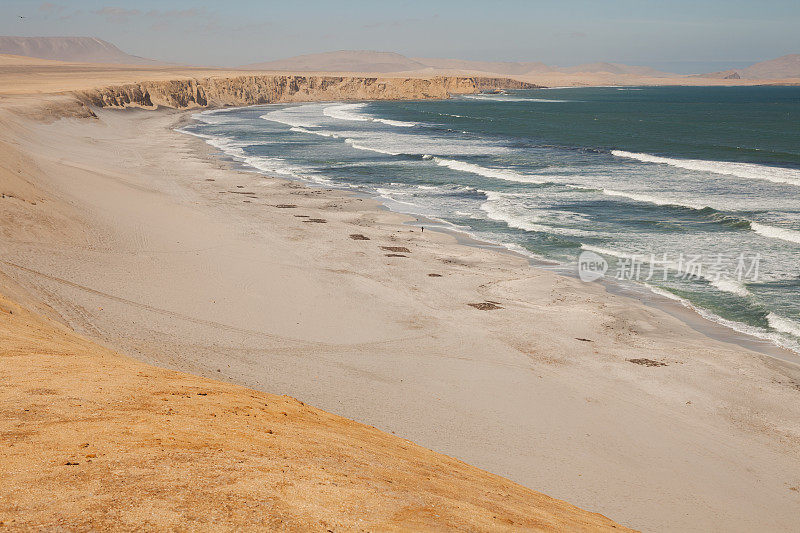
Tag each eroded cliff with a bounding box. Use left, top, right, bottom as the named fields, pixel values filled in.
left=77, top=75, right=539, bottom=109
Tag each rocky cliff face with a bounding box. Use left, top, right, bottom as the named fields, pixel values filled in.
left=77, top=75, right=539, bottom=109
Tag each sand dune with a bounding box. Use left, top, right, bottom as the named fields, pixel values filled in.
left=0, top=277, right=628, bottom=531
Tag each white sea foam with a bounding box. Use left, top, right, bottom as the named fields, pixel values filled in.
left=261, top=104, right=325, bottom=128
left=600, top=188, right=707, bottom=210
left=481, top=192, right=593, bottom=237
left=433, top=157, right=549, bottom=184
left=176, top=126, right=332, bottom=185
left=373, top=117, right=417, bottom=127
left=611, top=150, right=800, bottom=187
left=580, top=244, right=635, bottom=260
left=344, top=139, right=400, bottom=156
left=751, top=222, right=800, bottom=244
left=463, top=95, right=573, bottom=103
left=643, top=284, right=800, bottom=353
left=581, top=244, right=753, bottom=297
left=323, top=103, right=370, bottom=122
left=710, top=278, right=751, bottom=297
left=767, top=313, right=800, bottom=338
left=323, top=103, right=417, bottom=127
left=289, top=126, right=341, bottom=138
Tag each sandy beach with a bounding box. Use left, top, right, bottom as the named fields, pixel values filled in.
left=0, top=83, right=798, bottom=532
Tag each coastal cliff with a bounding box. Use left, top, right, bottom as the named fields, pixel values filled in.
left=77, top=75, right=539, bottom=109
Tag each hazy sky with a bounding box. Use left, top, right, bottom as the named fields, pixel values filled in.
left=2, top=0, right=798, bottom=73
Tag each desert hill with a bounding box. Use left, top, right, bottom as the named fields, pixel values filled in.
left=0, top=36, right=158, bottom=65
left=557, top=62, right=670, bottom=77
left=243, top=50, right=676, bottom=77
left=412, top=56, right=552, bottom=75
left=243, top=50, right=428, bottom=72
left=700, top=54, right=800, bottom=79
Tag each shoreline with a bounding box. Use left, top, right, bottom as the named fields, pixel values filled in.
left=2, top=101, right=800, bottom=531
left=181, top=103, right=800, bottom=368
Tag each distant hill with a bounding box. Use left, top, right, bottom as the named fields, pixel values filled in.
left=0, top=36, right=159, bottom=65
left=243, top=50, right=677, bottom=78
left=699, top=54, right=800, bottom=79
left=557, top=62, right=672, bottom=77
left=411, top=57, right=552, bottom=76
left=243, top=51, right=428, bottom=73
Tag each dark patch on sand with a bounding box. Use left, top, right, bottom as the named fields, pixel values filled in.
left=381, top=246, right=411, bottom=253
left=350, top=234, right=370, bottom=241
left=303, top=218, right=327, bottom=223
left=385, top=254, right=407, bottom=258
left=468, top=302, right=503, bottom=311
left=275, top=204, right=298, bottom=208
left=628, top=358, right=667, bottom=367
left=428, top=273, right=442, bottom=277
left=575, top=338, right=593, bottom=342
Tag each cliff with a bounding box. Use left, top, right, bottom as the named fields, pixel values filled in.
left=76, top=75, right=540, bottom=110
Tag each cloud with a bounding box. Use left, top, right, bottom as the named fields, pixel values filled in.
left=362, top=15, right=438, bottom=30
left=144, top=8, right=206, bottom=20
left=39, top=2, right=64, bottom=13
left=92, top=6, right=141, bottom=23
left=39, top=2, right=81, bottom=21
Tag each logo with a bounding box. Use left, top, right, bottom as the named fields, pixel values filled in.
left=578, top=251, right=607, bottom=282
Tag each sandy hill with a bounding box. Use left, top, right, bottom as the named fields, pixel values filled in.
left=243, top=50, right=682, bottom=80
left=0, top=278, right=627, bottom=531
left=700, top=54, right=800, bottom=79
left=412, top=57, right=552, bottom=75
left=0, top=36, right=158, bottom=65
left=558, top=62, right=672, bottom=77
left=243, top=50, right=428, bottom=73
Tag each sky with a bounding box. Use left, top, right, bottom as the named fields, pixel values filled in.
left=2, top=0, right=799, bottom=73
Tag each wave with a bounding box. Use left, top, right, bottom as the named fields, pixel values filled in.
left=611, top=150, right=800, bottom=187
left=482, top=191, right=593, bottom=237
left=261, top=106, right=323, bottom=128
left=600, top=188, right=708, bottom=210
left=323, top=103, right=417, bottom=127
left=289, top=126, right=342, bottom=139
left=580, top=244, right=753, bottom=297
left=433, top=157, right=550, bottom=184
left=751, top=222, right=800, bottom=244
left=176, top=127, right=332, bottom=185
left=344, top=138, right=400, bottom=156
left=643, top=285, right=800, bottom=352
left=462, top=95, right=573, bottom=103
left=710, top=278, right=751, bottom=298
left=767, top=313, right=800, bottom=338
left=432, top=160, right=797, bottom=244
left=323, top=103, right=370, bottom=122
left=600, top=189, right=800, bottom=239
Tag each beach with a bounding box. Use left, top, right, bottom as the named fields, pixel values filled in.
left=0, top=88, right=799, bottom=531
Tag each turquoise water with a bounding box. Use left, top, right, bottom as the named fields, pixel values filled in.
left=180, top=86, right=800, bottom=352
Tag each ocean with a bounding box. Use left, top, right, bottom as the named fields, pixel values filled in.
left=179, top=86, right=800, bottom=353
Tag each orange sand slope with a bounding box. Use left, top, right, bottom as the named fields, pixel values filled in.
left=0, top=287, right=629, bottom=531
